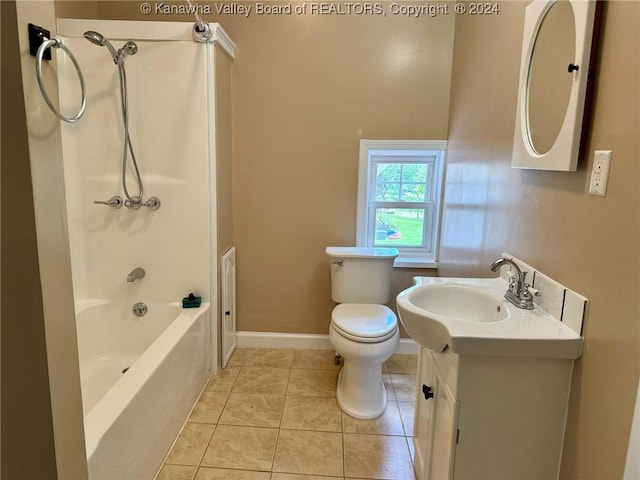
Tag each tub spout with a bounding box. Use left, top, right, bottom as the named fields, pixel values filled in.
left=127, top=267, right=145, bottom=282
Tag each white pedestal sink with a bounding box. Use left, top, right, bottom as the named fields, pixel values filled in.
left=396, top=276, right=584, bottom=480
left=396, top=276, right=582, bottom=359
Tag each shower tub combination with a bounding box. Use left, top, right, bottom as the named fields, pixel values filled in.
left=54, top=18, right=235, bottom=480
left=78, top=300, right=210, bottom=479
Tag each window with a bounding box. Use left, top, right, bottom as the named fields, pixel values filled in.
left=356, top=140, right=446, bottom=268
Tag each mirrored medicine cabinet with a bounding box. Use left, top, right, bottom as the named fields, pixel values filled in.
left=512, top=0, right=603, bottom=171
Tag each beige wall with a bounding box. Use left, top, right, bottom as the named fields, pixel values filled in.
left=1, top=2, right=58, bottom=477
left=55, top=0, right=99, bottom=18
left=227, top=11, right=453, bottom=334
left=442, top=2, right=639, bottom=478
left=3, top=1, right=89, bottom=478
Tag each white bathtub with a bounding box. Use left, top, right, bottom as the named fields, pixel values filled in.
left=76, top=300, right=211, bottom=480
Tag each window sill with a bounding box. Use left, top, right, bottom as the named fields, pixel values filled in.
left=393, top=257, right=438, bottom=269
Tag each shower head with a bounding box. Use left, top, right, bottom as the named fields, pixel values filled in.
left=83, top=30, right=106, bottom=46
left=83, top=30, right=121, bottom=64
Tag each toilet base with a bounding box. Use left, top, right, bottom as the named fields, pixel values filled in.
left=336, top=360, right=388, bottom=419
left=329, top=324, right=400, bottom=419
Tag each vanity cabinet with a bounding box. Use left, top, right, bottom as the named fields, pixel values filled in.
left=413, top=347, right=575, bottom=480
left=414, top=349, right=459, bottom=479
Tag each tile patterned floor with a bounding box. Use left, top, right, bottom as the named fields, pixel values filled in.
left=157, top=348, right=418, bottom=480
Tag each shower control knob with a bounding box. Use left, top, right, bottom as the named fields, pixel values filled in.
left=144, top=197, right=161, bottom=210
left=93, top=195, right=123, bottom=209
left=422, top=384, right=434, bottom=400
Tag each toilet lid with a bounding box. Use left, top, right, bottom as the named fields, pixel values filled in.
left=331, top=304, right=398, bottom=342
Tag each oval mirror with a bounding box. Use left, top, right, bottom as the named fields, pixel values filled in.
left=526, top=0, right=576, bottom=155
left=512, top=0, right=601, bottom=171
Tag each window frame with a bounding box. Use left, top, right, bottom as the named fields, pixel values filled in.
left=356, top=140, right=447, bottom=268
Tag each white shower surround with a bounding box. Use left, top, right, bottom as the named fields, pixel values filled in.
left=56, top=19, right=234, bottom=479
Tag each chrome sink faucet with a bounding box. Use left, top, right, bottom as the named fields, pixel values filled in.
left=489, top=257, right=538, bottom=310
left=127, top=267, right=145, bottom=283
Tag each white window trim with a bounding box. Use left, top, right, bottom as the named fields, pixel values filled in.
left=356, top=139, right=447, bottom=268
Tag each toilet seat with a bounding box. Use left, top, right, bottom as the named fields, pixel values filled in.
left=331, top=304, right=398, bottom=343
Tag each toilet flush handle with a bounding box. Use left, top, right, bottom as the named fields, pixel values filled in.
left=332, top=259, right=344, bottom=267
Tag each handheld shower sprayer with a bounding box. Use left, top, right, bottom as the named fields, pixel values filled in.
left=82, top=30, right=106, bottom=46
left=83, top=31, right=118, bottom=62
left=82, top=30, right=157, bottom=209
left=83, top=31, right=137, bottom=65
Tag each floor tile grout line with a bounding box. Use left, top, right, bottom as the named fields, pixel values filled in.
left=284, top=364, right=293, bottom=397
left=196, top=423, right=217, bottom=470
left=341, top=423, right=347, bottom=479
left=195, top=464, right=281, bottom=475
left=193, top=368, right=236, bottom=469
left=270, top=423, right=282, bottom=474
left=277, top=367, right=291, bottom=429
left=214, top=389, right=232, bottom=425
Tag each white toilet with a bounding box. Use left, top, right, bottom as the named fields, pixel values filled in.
left=326, top=246, right=400, bottom=419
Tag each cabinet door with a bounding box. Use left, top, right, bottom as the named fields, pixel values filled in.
left=428, top=367, right=459, bottom=480
left=413, top=348, right=434, bottom=480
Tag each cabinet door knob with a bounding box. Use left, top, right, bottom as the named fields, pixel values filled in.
left=422, top=384, right=434, bottom=400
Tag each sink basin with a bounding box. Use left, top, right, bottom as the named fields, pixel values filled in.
left=396, top=277, right=583, bottom=359
left=407, top=283, right=508, bottom=323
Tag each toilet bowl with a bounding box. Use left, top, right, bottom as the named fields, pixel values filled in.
left=330, top=304, right=399, bottom=419
left=326, top=246, right=400, bottom=419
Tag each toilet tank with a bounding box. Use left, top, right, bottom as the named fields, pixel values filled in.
left=326, top=247, right=399, bottom=304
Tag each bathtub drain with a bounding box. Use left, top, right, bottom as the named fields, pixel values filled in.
left=132, top=302, right=148, bottom=317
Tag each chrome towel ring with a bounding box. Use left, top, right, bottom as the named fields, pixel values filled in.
left=35, top=37, right=86, bottom=123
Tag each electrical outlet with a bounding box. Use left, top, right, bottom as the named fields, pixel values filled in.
left=589, top=150, right=612, bottom=197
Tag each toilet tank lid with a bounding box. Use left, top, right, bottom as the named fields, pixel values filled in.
left=325, top=247, right=399, bottom=259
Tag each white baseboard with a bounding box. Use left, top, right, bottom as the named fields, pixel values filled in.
left=236, top=331, right=418, bottom=355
